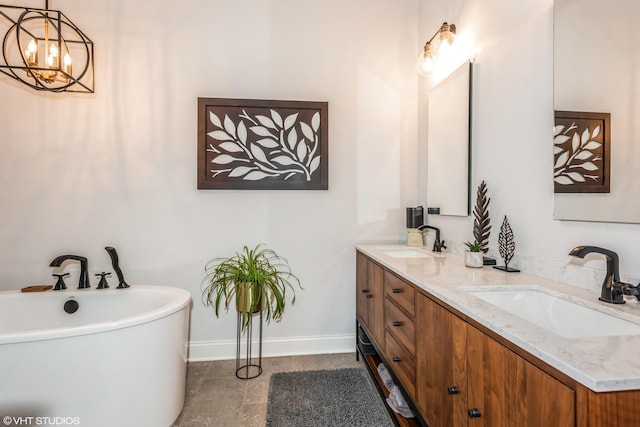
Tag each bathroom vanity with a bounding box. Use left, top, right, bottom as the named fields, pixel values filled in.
left=356, top=244, right=640, bottom=427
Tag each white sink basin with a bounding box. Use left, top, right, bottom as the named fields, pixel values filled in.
left=381, top=249, right=433, bottom=258
left=463, top=286, right=640, bottom=338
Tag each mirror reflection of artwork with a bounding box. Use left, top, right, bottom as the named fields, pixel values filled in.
left=554, top=111, right=610, bottom=194
left=553, top=0, right=640, bottom=223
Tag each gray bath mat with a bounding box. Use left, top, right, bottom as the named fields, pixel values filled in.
left=266, top=368, right=393, bottom=427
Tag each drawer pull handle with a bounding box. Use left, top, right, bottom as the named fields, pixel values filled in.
left=447, top=386, right=459, bottom=395
left=392, top=288, right=401, bottom=294
left=366, top=294, right=373, bottom=299
left=361, top=289, right=369, bottom=293
left=392, top=357, right=401, bottom=362
left=468, top=408, right=481, bottom=418
left=392, top=321, right=402, bottom=327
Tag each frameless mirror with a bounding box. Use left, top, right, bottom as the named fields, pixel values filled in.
left=553, top=0, right=640, bottom=223
left=427, top=61, right=472, bottom=217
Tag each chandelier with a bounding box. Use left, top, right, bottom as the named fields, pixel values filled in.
left=0, top=1, right=94, bottom=93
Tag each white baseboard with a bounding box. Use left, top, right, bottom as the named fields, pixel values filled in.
left=188, top=333, right=356, bottom=361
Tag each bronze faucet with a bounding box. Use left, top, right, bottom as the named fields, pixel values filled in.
left=569, top=246, right=629, bottom=304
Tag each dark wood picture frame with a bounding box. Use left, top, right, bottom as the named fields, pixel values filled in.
left=553, top=110, right=610, bottom=193
left=198, top=98, right=328, bottom=190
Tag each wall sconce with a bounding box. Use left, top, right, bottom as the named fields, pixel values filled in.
left=0, top=1, right=94, bottom=93
left=416, top=22, right=456, bottom=77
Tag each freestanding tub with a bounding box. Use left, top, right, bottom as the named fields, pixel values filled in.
left=0, top=285, right=191, bottom=427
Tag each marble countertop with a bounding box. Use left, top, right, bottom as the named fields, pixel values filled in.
left=356, top=244, right=640, bottom=392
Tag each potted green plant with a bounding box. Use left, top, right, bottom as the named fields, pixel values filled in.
left=464, top=241, right=485, bottom=268
left=201, top=244, right=301, bottom=331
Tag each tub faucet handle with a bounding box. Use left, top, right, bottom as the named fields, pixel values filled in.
left=52, top=273, right=70, bottom=291
left=95, top=272, right=111, bottom=289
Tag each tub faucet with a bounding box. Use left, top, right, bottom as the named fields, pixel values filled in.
left=419, top=225, right=446, bottom=252
left=568, top=246, right=627, bottom=304
left=50, top=255, right=90, bottom=289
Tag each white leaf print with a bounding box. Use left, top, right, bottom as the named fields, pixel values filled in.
left=249, top=126, right=273, bottom=137
left=581, top=128, right=590, bottom=145
left=554, top=135, right=570, bottom=145
left=583, top=141, right=601, bottom=150
left=224, top=115, right=236, bottom=138
left=211, top=154, right=238, bottom=164
left=284, top=113, right=299, bottom=130
left=592, top=125, right=601, bottom=139
left=554, top=151, right=569, bottom=169
left=554, top=176, right=573, bottom=185
left=250, top=126, right=274, bottom=137
left=553, top=146, right=564, bottom=154
left=567, top=172, right=586, bottom=182
left=255, top=138, right=279, bottom=148
left=237, top=121, right=247, bottom=145
left=229, top=166, right=253, bottom=177
left=312, top=112, right=320, bottom=132
left=575, top=151, right=593, bottom=160
left=256, top=115, right=277, bottom=129
left=309, top=156, right=321, bottom=174
left=578, top=162, right=598, bottom=171
left=219, top=142, right=244, bottom=153
left=571, top=132, right=580, bottom=152
left=301, top=122, right=314, bottom=141
left=553, top=125, right=565, bottom=136
left=244, top=171, right=273, bottom=181
left=272, top=156, right=297, bottom=166
left=209, top=112, right=222, bottom=128
left=251, top=145, right=268, bottom=163
left=208, top=130, right=232, bottom=141
left=287, top=128, right=298, bottom=150
left=271, top=110, right=283, bottom=128
left=297, top=141, right=307, bottom=162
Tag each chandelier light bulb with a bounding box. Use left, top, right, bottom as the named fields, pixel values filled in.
left=63, top=53, right=72, bottom=76
left=25, top=39, right=38, bottom=65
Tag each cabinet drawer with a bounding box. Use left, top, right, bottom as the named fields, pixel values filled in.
left=384, top=271, right=415, bottom=316
left=385, top=331, right=415, bottom=398
left=385, top=297, right=415, bottom=355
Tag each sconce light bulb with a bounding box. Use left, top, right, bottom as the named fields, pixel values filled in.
left=416, top=43, right=434, bottom=76
left=49, top=43, right=58, bottom=58
left=422, top=57, right=434, bottom=73
left=63, top=53, right=72, bottom=66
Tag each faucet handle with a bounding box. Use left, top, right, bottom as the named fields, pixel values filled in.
left=95, top=272, right=112, bottom=289
left=620, top=282, right=638, bottom=295
left=52, top=273, right=70, bottom=291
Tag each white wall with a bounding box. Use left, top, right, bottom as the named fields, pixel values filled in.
left=0, top=0, right=419, bottom=358
left=419, top=0, right=640, bottom=287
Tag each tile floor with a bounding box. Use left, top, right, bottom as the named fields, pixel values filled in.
left=172, top=353, right=366, bottom=427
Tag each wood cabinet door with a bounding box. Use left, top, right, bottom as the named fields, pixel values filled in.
left=514, top=357, right=575, bottom=427
left=467, top=326, right=575, bottom=427
left=466, top=325, right=517, bottom=427
left=367, top=259, right=385, bottom=348
left=355, top=251, right=369, bottom=325
left=416, top=293, right=468, bottom=427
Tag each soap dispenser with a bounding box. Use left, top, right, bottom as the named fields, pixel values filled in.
left=406, top=206, right=425, bottom=247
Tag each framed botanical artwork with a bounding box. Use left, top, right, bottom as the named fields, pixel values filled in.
left=553, top=111, right=610, bottom=193
left=197, top=98, right=328, bottom=190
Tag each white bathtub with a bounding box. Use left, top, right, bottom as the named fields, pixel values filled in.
left=0, top=285, right=191, bottom=427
